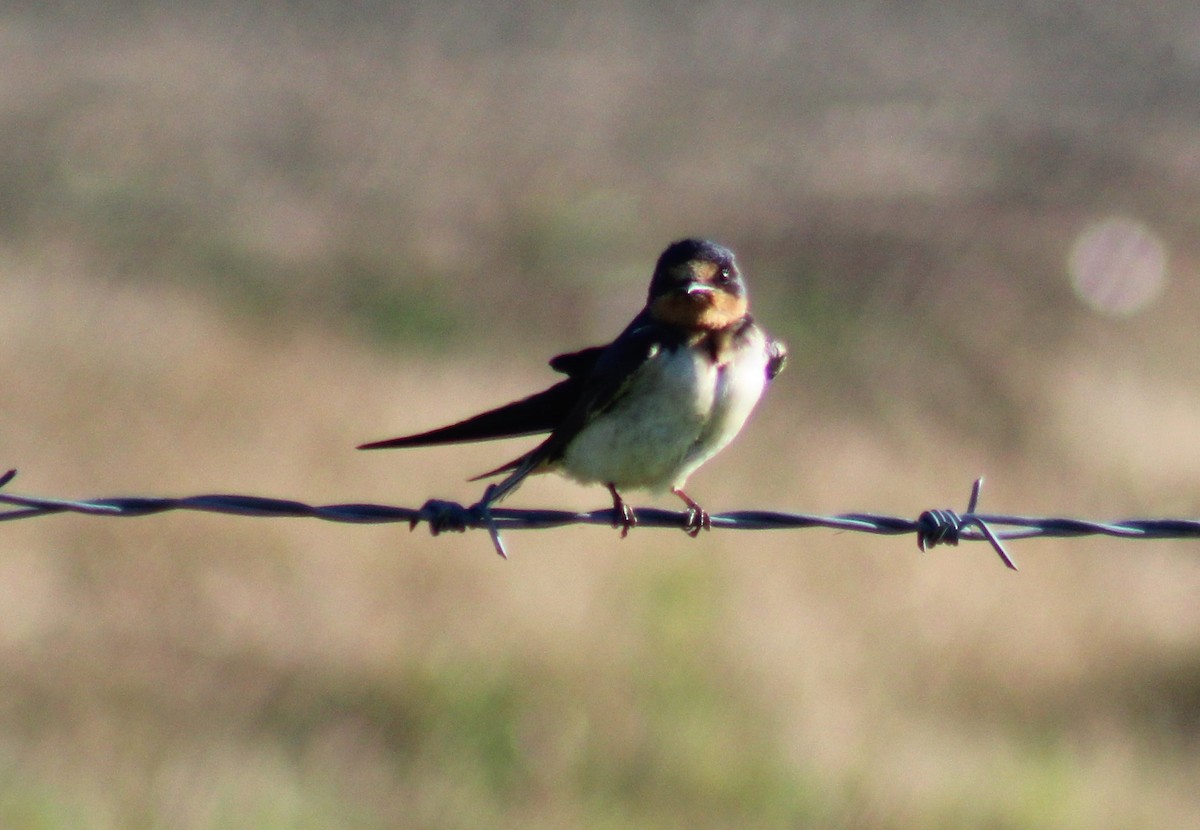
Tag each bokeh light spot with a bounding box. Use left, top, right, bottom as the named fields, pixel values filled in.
left=1069, top=216, right=1167, bottom=316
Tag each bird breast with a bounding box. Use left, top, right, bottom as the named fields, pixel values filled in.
left=559, top=327, right=769, bottom=492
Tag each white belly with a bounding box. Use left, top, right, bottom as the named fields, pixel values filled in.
left=559, top=332, right=769, bottom=493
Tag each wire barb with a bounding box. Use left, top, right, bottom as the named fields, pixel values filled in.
left=4, top=469, right=1199, bottom=567
left=473, top=484, right=507, bottom=559
left=915, top=478, right=1017, bottom=570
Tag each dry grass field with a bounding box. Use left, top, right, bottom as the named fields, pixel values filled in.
left=2, top=3, right=1200, bottom=827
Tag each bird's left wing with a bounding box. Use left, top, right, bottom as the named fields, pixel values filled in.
left=766, top=336, right=788, bottom=381
left=470, top=321, right=681, bottom=482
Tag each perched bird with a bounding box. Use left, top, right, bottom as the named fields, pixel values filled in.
left=359, top=238, right=787, bottom=538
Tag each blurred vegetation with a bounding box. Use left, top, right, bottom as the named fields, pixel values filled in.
left=2, top=1, right=1200, bottom=827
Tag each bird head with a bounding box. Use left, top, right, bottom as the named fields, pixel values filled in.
left=647, top=239, right=748, bottom=331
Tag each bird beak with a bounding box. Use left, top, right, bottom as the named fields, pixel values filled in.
left=685, top=282, right=715, bottom=298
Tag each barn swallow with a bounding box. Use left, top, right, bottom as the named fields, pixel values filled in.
left=359, top=238, right=787, bottom=543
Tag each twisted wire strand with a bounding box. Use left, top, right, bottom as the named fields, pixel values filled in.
left=4, top=468, right=1199, bottom=566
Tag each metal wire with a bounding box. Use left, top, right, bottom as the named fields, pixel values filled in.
left=4, top=467, right=1200, bottom=566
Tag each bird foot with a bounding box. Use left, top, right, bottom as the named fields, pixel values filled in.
left=607, top=483, right=637, bottom=538
left=672, top=488, right=711, bottom=537
left=682, top=507, right=711, bottom=537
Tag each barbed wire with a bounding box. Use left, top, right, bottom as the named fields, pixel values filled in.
left=4, top=468, right=1200, bottom=566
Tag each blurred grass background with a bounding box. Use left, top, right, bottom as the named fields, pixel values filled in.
left=2, top=1, right=1200, bottom=827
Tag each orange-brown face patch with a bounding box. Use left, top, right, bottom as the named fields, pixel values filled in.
left=651, top=288, right=748, bottom=331
left=691, top=260, right=719, bottom=283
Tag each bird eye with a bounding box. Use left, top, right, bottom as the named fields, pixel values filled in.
left=716, top=267, right=732, bottom=284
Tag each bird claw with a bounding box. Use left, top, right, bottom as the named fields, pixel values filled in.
left=672, top=488, right=711, bottom=537
left=682, top=507, right=711, bottom=537
left=616, top=502, right=637, bottom=538
left=607, top=483, right=637, bottom=538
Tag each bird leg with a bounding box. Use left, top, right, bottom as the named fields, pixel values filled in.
left=607, top=483, right=637, bottom=538
left=672, top=488, right=711, bottom=537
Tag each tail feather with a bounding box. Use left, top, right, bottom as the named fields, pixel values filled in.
left=468, top=452, right=536, bottom=481
left=472, top=448, right=551, bottom=506
left=357, top=378, right=578, bottom=450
